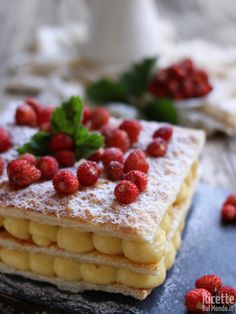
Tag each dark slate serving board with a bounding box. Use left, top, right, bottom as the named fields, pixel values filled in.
left=0, top=184, right=235, bottom=314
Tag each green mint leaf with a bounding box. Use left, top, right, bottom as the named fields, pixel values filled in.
left=75, top=125, right=90, bottom=145
left=51, top=95, right=83, bottom=136
left=143, top=99, right=178, bottom=124
left=119, top=57, right=157, bottom=98
left=17, top=131, right=51, bottom=156
left=17, top=96, right=104, bottom=160
left=75, top=126, right=104, bottom=159
left=86, top=79, right=129, bottom=104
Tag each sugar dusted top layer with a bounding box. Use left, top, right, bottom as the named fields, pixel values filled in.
left=0, top=104, right=205, bottom=242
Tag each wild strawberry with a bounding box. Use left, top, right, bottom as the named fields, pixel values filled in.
left=38, top=106, right=55, bottom=131
left=102, top=147, right=124, bottom=168
left=82, top=106, right=92, bottom=125
left=106, top=129, right=130, bottom=152
left=147, top=138, right=168, bottom=157
left=77, top=161, right=101, bottom=186
left=149, top=59, right=212, bottom=100
left=153, top=125, right=173, bottom=142
left=221, top=205, right=236, bottom=222
left=107, top=161, right=124, bottom=181
left=224, top=193, right=236, bottom=206
left=184, top=288, right=212, bottom=313
left=55, top=150, right=76, bottom=167
left=182, top=79, right=195, bottom=98
left=18, top=153, right=37, bottom=166
left=88, top=149, right=104, bottom=163
left=181, top=58, right=194, bottom=73
left=7, top=159, right=41, bottom=189
left=218, top=286, right=236, bottom=305
left=119, top=120, right=141, bottom=144
left=38, top=156, right=59, bottom=179
left=195, top=82, right=212, bottom=97
left=0, top=128, right=12, bottom=152
left=90, top=107, right=110, bottom=130
left=124, top=149, right=149, bottom=174
left=114, top=180, right=139, bottom=204
left=15, top=104, right=37, bottom=127
left=167, top=80, right=179, bottom=96
left=168, top=64, right=186, bottom=79
left=100, top=125, right=116, bottom=144
left=49, top=133, right=75, bottom=152
left=156, top=69, right=168, bottom=83
left=195, top=274, right=222, bottom=294
left=124, top=170, right=147, bottom=192
left=194, top=69, right=208, bottom=82
left=0, top=158, right=5, bottom=175
left=53, top=170, right=79, bottom=195
left=25, top=97, right=42, bottom=115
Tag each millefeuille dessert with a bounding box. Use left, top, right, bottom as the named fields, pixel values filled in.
left=0, top=96, right=205, bottom=300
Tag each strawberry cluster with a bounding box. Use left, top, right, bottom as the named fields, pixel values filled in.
left=15, top=97, right=55, bottom=131
left=7, top=154, right=60, bottom=189
left=146, top=125, right=173, bottom=157
left=113, top=149, right=148, bottom=204
left=49, top=133, right=76, bottom=167
left=4, top=98, right=175, bottom=203
left=111, top=125, right=172, bottom=204
left=15, top=98, right=76, bottom=168
left=82, top=106, right=142, bottom=148
left=53, top=161, right=101, bottom=195
left=221, top=193, right=236, bottom=222
left=7, top=158, right=42, bottom=189
left=89, top=123, right=171, bottom=204
left=149, top=59, right=213, bottom=100
left=15, top=97, right=110, bottom=168
left=91, top=118, right=145, bottom=204
left=82, top=106, right=110, bottom=130
left=185, top=274, right=236, bottom=312
left=6, top=152, right=102, bottom=195
left=52, top=117, right=145, bottom=200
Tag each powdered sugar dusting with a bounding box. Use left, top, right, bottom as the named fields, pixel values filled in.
left=0, top=105, right=205, bottom=242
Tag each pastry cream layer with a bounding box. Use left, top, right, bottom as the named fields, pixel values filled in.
left=0, top=230, right=181, bottom=290
left=0, top=161, right=198, bottom=264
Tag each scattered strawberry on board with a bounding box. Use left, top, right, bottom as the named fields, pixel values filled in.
left=221, top=193, right=236, bottom=223
left=184, top=274, right=236, bottom=313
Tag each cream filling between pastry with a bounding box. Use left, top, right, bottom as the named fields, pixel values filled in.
left=0, top=229, right=181, bottom=289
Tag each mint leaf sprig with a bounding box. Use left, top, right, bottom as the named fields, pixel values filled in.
left=17, top=96, right=104, bottom=159
left=119, top=57, right=157, bottom=99
left=17, top=131, right=51, bottom=156
left=75, top=126, right=104, bottom=159
left=86, top=57, right=178, bottom=124
left=86, top=57, right=156, bottom=105
left=51, top=96, right=84, bottom=136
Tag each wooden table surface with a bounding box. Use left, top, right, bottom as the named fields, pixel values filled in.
left=0, top=0, right=236, bottom=189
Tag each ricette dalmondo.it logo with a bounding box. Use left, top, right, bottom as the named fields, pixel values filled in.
left=202, top=294, right=235, bottom=312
